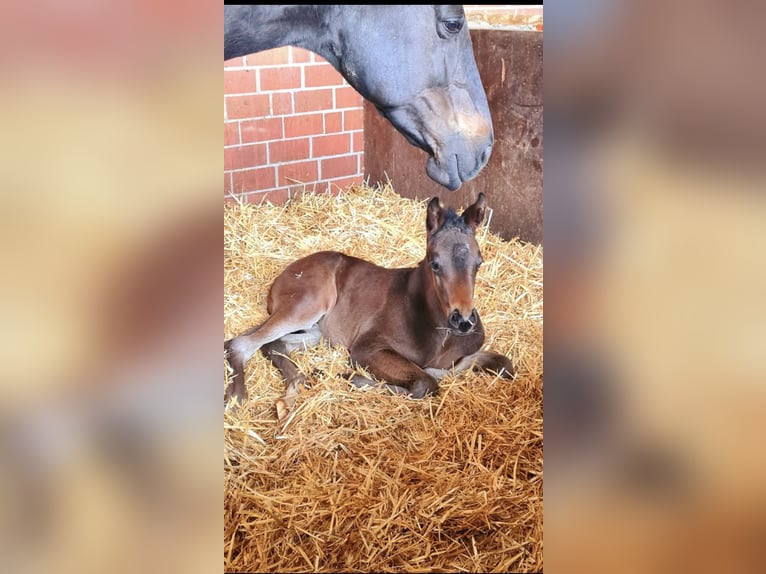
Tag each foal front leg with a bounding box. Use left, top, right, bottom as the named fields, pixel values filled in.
left=453, top=350, right=515, bottom=379
left=349, top=346, right=439, bottom=399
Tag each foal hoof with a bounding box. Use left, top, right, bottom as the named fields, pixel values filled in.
left=497, top=360, right=515, bottom=379
left=224, top=384, right=247, bottom=410
left=482, top=355, right=515, bottom=380
left=275, top=398, right=291, bottom=423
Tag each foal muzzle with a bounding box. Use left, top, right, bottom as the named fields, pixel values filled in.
left=449, top=309, right=477, bottom=335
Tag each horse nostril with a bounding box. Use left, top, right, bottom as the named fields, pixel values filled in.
left=480, top=142, right=492, bottom=164
left=469, top=309, right=477, bottom=324
left=449, top=310, right=461, bottom=328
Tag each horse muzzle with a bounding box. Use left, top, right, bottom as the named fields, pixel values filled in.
left=383, top=94, right=494, bottom=191
left=426, top=136, right=493, bottom=191
left=448, top=308, right=478, bottom=335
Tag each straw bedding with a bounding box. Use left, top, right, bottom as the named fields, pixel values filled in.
left=224, top=183, right=543, bottom=573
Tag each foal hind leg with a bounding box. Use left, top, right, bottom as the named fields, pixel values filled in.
left=225, top=253, right=340, bottom=407
left=224, top=309, right=325, bottom=407
left=261, top=326, right=322, bottom=422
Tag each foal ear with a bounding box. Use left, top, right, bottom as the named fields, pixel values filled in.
left=426, top=196, right=445, bottom=235
left=462, top=192, right=487, bottom=231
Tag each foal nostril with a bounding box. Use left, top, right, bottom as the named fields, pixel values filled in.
left=449, top=310, right=462, bottom=329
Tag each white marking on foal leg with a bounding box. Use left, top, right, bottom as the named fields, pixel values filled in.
left=450, top=351, right=514, bottom=379
left=279, top=324, right=322, bottom=353
left=452, top=353, right=482, bottom=373
left=422, top=356, right=479, bottom=383
left=228, top=315, right=323, bottom=365
left=425, top=353, right=489, bottom=381
left=425, top=368, right=449, bottom=380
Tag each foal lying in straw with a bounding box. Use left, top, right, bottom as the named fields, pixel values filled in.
left=224, top=193, right=514, bottom=421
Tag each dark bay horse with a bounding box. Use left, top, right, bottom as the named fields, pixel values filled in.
left=224, top=5, right=494, bottom=191
left=224, top=193, right=514, bottom=421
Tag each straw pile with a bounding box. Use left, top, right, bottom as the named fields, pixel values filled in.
left=224, top=182, right=543, bottom=573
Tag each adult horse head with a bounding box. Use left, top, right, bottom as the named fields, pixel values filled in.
left=224, top=5, right=493, bottom=191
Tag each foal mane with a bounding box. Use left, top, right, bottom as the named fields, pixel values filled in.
left=435, top=208, right=472, bottom=236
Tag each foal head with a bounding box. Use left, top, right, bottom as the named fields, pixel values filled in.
left=424, top=193, right=487, bottom=334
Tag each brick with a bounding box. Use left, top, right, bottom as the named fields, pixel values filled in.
left=344, top=109, right=364, bottom=131
left=294, top=88, right=333, bottom=113
left=245, top=47, right=290, bottom=67
left=284, top=113, right=324, bottom=138
left=232, top=167, right=276, bottom=194
left=241, top=117, right=283, bottom=143
left=311, top=133, right=350, bottom=158
left=324, top=112, right=343, bottom=133
left=321, top=155, right=358, bottom=179
left=223, top=57, right=245, bottom=68
left=304, top=63, right=345, bottom=88
left=278, top=160, right=318, bottom=186
left=335, top=86, right=362, bottom=109
left=244, top=188, right=290, bottom=206
left=290, top=47, right=312, bottom=63
left=224, top=122, right=240, bottom=146
left=224, top=69, right=256, bottom=94
left=271, top=92, right=293, bottom=115
left=224, top=172, right=232, bottom=196
left=224, top=143, right=267, bottom=171
left=269, top=138, right=310, bottom=163
left=260, top=66, right=301, bottom=91
left=352, top=131, right=365, bottom=153
left=226, top=94, right=270, bottom=120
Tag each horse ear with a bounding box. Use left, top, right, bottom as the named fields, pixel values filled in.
left=426, top=196, right=445, bottom=235
left=462, top=192, right=487, bottom=231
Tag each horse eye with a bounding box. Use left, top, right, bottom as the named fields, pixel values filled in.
left=430, top=261, right=441, bottom=272
left=442, top=19, right=463, bottom=34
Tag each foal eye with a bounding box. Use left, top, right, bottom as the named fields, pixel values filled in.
left=442, top=19, right=463, bottom=34
left=430, top=261, right=441, bottom=272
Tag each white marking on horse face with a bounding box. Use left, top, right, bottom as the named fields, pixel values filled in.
left=455, top=112, right=491, bottom=139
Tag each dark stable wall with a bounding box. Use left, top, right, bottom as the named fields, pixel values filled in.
left=364, top=29, right=543, bottom=243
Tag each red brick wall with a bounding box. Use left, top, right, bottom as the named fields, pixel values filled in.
left=224, top=47, right=365, bottom=204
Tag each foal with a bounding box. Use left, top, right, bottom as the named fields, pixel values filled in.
left=224, top=193, right=514, bottom=421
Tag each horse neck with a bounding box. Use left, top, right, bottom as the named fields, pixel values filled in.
left=226, top=5, right=339, bottom=64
